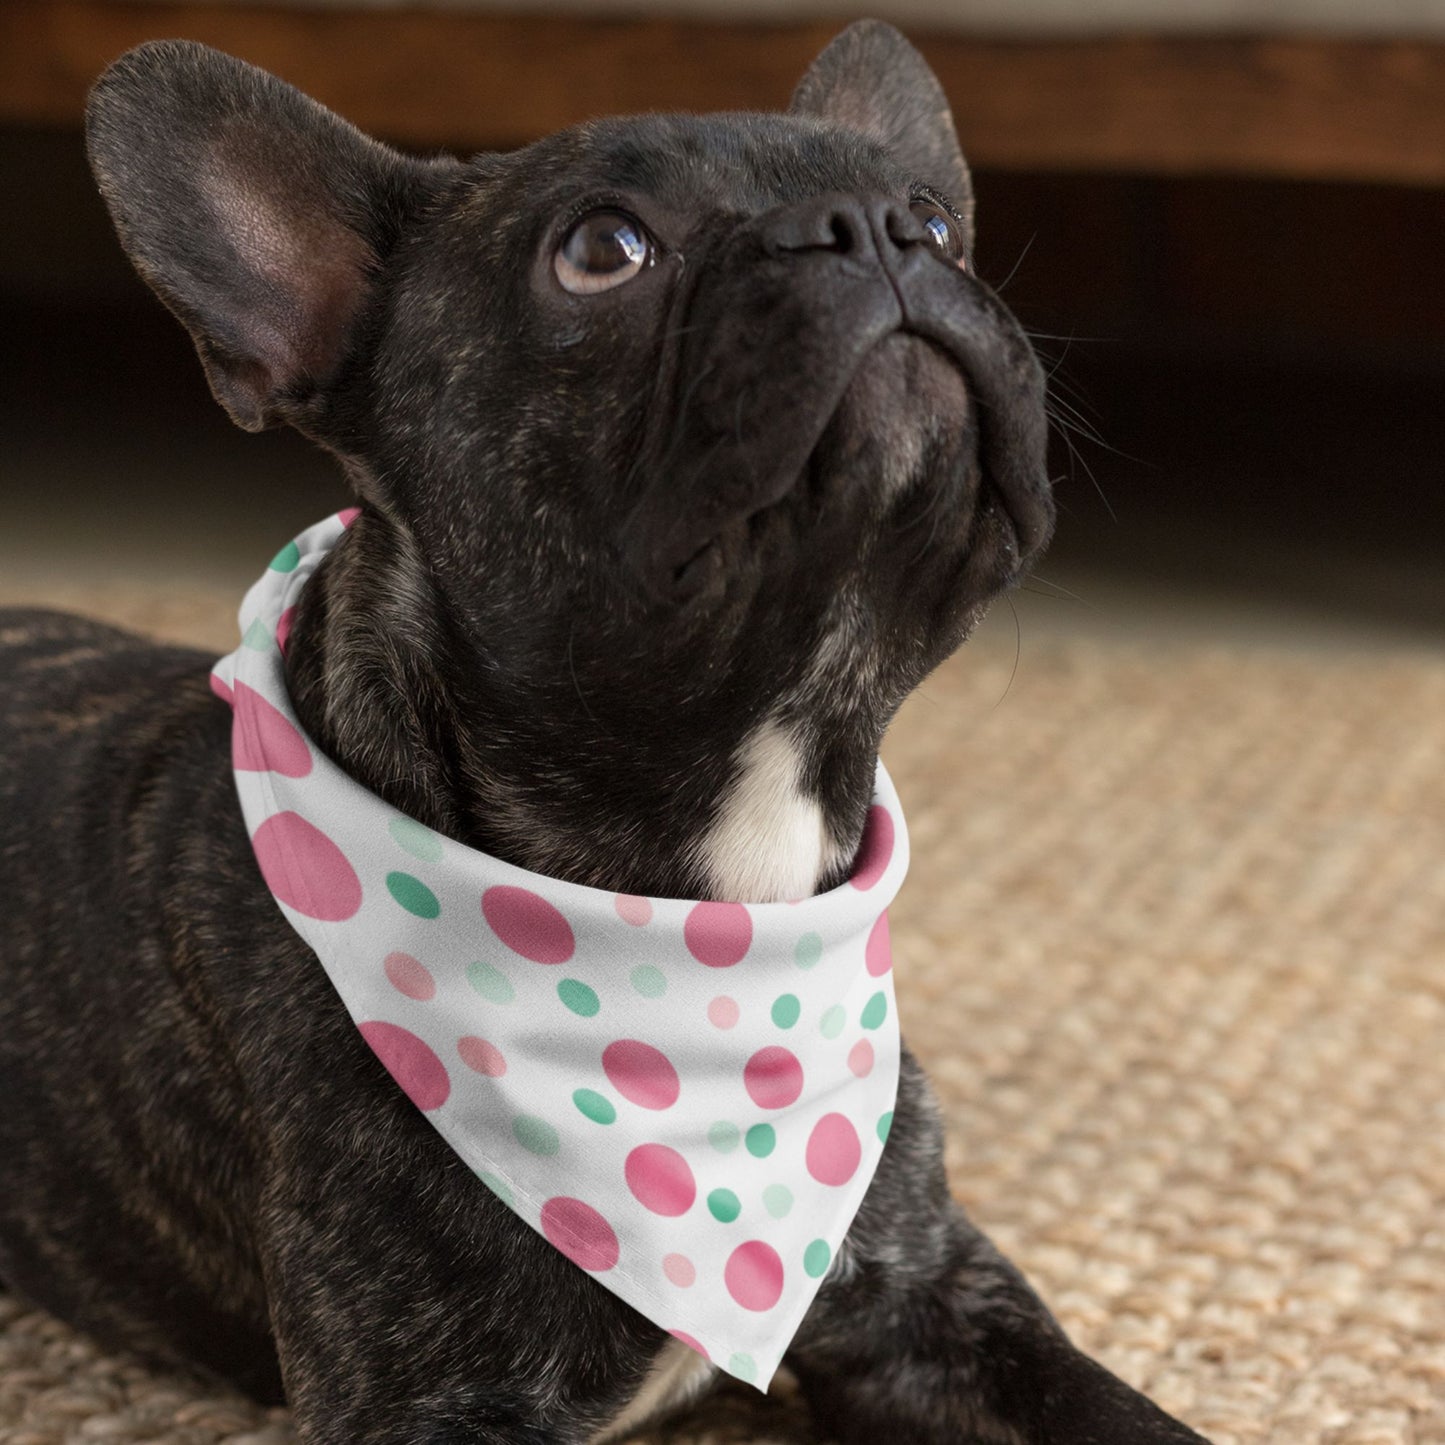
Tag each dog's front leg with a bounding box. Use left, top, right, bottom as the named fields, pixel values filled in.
left=253, top=1157, right=665, bottom=1445
left=786, top=1053, right=1209, bottom=1444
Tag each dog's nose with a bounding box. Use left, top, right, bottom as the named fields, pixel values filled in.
left=760, top=193, right=926, bottom=263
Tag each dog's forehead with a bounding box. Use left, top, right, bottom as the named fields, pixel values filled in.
left=500, top=112, right=906, bottom=215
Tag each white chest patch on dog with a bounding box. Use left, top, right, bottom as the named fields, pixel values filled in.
left=699, top=720, right=838, bottom=904
left=212, top=513, right=909, bottom=1393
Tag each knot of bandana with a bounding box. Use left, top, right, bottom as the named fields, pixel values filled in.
left=212, top=512, right=909, bottom=1390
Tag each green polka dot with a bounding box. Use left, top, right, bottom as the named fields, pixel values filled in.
left=819, top=1004, right=846, bottom=1039
left=762, top=1184, right=793, bottom=1219
left=707, top=1188, right=741, bottom=1223
left=804, top=1239, right=831, bottom=1278
left=475, top=1171, right=514, bottom=1209
left=860, top=991, right=888, bottom=1029
left=708, top=1121, right=740, bottom=1154
left=386, top=871, right=440, bottom=919
left=241, top=618, right=272, bottom=651
left=513, top=1115, right=560, bottom=1156
left=466, top=960, right=514, bottom=1004
left=572, top=1088, right=616, bottom=1125
left=557, top=978, right=600, bottom=1017
left=630, top=964, right=666, bottom=998
left=745, top=1123, right=776, bottom=1158
left=389, top=816, right=443, bottom=863
left=877, top=1110, right=894, bottom=1143
left=795, top=932, right=823, bottom=969
left=771, top=993, right=801, bottom=1029
left=728, top=1353, right=757, bottom=1382
left=268, top=540, right=301, bottom=573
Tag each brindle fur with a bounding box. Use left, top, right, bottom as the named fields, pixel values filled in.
left=0, top=23, right=1207, bottom=1443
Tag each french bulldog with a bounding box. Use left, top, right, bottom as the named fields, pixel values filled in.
left=0, top=21, right=1208, bottom=1444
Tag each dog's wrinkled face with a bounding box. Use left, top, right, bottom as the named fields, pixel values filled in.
left=86, top=26, right=1051, bottom=884
left=378, top=110, right=1049, bottom=708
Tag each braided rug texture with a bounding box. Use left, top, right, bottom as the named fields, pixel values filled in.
left=1, top=583, right=1442, bottom=1445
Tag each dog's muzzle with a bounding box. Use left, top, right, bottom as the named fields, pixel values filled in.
left=624, top=191, right=1054, bottom=601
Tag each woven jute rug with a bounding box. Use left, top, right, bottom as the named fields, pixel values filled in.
left=2, top=578, right=1442, bottom=1445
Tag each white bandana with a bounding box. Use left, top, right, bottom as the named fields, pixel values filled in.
left=212, top=513, right=908, bottom=1390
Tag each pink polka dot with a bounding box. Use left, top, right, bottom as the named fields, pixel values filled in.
left=209, top=674, right=234, bottom=707
left=743, top=1046, right=804, bottom=1110
left=275, top=606, right=296, bottom=656
left=669, top=1330, right=709, bottom=1359
left=614, top=893, right=653, bottom=926
left=847, top=1039, right=875, bottom=1077
left=384, top=951, right=435, bottom=1000
left=358, top=1021, right=450, bottom=1111
left=603, top=1040, right=680, bottom=1110
left=252, top=811, right=362, bottom=921
left=684, top=901, right=753, bottom=967
left=232, top=682, right=312, bottom=778
left=338, top=506, right=362, bottom=528
left=707, top=995, right=740, bottom=1029
left=482, top=886, right=575, bottom=964
left=663, top=1253, right=696, bottom=1287
left=457, top=1035, right=506, bottom=1077
left=850, top=805, right=894, bottom=890
left=866, top=909, right=892, bottom=976
left=540, top=1197, right=619, bottom=1272
left=724, top=1241, right=784, bottom=1312
left=625, top=1144, right=696, bottom=1217
left=806, top=1112, right=862, bottom=1186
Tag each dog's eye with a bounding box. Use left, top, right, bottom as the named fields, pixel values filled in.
left=555, top=210, right=651, bottom=294
left=910, top=200, right=966, bottom=270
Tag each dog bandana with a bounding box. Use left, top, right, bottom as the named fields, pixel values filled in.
left=212, top=512, right=908, bottom=1390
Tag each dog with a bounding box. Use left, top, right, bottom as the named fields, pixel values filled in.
left=0, top=21, right=1208, bottom=1443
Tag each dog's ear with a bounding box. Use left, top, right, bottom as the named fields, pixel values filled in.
left=86, top=41, right=453, bottom=433
left=791, top=20, right=973, bottom=249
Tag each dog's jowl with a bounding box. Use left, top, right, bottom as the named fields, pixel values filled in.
left=0, top=21, right=1208, bottom=1443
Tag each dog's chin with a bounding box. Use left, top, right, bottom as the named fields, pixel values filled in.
left=820, top=331, right=971, bottom=498
left=672, top=332, right=1009, bottom=605
left=810, top=332, right=1047, bottom=605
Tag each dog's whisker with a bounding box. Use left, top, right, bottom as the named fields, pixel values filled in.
left=990, top=230, right=1038, bottom=295
left=1020, top=572, right=1095, bottom=607
left=566, top=624, right=599, bottom=727
left=990, top=593, right=1024, bottom=711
